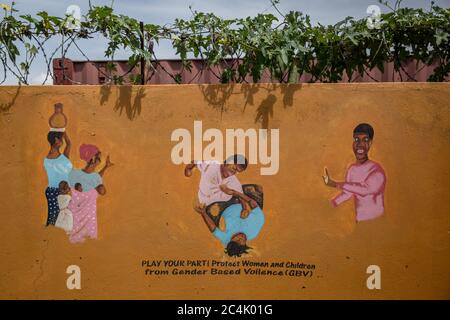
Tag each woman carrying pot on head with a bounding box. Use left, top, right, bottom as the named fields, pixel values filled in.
left=44, top=131, right=72, bottom=226
left=43, top=103, right=72, bottom=226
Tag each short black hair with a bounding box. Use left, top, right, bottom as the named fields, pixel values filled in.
left=225, top=241, right=251, bottom=257
left=47, top=131, right=64, bottom=146
left=58, top=180, right=69, bottom=190
left=353, top=123, right=374, bottom=140
left=224, top=154, right=248, bottom=171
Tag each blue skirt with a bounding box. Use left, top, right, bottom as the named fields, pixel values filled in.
left=45, top=187, right=60, bottom=226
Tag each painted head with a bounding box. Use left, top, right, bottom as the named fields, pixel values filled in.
left=353, top=123, right=374, bottom=163
left=225, top=233, right=251, bottom=257
left=79, top=144, right=101, bottom=167
left=47, top=131, right=64, bottom=149
left=222, top=154, right=248, bottom=178
left=74, top=183, right=83, bottom=192
left=58, top=180, right=71, bottom=195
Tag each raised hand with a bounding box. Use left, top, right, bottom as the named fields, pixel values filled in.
left=322, top=167, right=337, bottom=187
left=105, top=155, right=114, bottom=168
left=99, top=155, right=114, bottom=177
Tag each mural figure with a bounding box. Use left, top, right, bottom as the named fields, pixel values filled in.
left=43, top=103, right=72, bottom=226
left=195, top=185, right=264, bottom=257
left=184, top=154, right=247, bottom=206
left=323, top=123, right=386, bottom=221
left=67, top=144, right=114, bottom=243
left=54, top=181, right=78, bottom=233
left=185, top=154, right=265, bottom=257
left=43, top=103, right=114, bottom=243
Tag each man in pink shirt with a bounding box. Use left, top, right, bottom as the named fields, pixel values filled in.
left=323, top=123, right=386, bottom=222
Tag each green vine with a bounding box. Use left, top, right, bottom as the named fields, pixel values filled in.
left=0, top=0, right=448, bottom=85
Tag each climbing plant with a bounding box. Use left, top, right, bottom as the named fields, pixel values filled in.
left=0, top=0, right=448, bottom=85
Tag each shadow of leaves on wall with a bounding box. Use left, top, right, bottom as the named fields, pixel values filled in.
left=200, top=84, right=236, bottom=116
left=100, top=85, right=146, bottom=120
left=0, top=85, right=21, bottom=113
left=98, top=83, right=301, bottom=125
left=255, top=94, right=276, bottom=130
left=200, top=83, right=302, bottom=129
left=100, top=84, right=111, bottom=106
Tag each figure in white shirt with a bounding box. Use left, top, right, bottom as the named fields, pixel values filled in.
left=55, top=180, right=82, bottom=233
left=184, top=154, right=248, bottom=206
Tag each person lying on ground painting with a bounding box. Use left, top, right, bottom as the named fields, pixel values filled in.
left=67, top=144, right=114, bottom=243
left=195, top=184, right=265, bottom=258
left=323, top=123, right=386, bottom=222
left=43, top=131, right=72, bottom=226
left=184, top=154, right=248, bottom=207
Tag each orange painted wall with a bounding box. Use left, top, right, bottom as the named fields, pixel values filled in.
left=0, top=83, right=449, bottom=299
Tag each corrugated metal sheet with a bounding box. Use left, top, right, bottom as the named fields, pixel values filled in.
left=53, top=58, right=448, bottom=85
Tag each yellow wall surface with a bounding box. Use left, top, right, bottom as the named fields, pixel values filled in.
left=0, top=83, right=449, bottom=299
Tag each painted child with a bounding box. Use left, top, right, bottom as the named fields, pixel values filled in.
left=55, top=181, right=82, bottom=233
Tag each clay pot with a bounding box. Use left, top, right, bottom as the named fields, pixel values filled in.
left=49, top=103, right=67, bottom=129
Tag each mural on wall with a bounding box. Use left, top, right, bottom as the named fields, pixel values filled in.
left=323, top=123, right=386, bottom=222
left=185, top=155, right=265, bottom=257
left=1, top=84, right=449, bottom=299
left=43, top=103, right=114, bottom=243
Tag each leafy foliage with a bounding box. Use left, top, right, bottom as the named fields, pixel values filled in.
left=0, top=0, right=448, bottom=84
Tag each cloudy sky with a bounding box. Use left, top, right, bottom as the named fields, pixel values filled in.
left=3, top=0, right=449, bottom=84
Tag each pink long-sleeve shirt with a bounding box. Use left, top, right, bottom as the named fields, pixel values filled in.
left=332, top=160, right=386, bottom=221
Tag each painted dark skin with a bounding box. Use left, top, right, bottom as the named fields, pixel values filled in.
left=195, top=186, right=258, bottom=247
left=184, top=161, right=244, bottom=179
left=46, top=132, right=71, bottom=160
left=58, top=180, right=71, bottom=195
left=219, top=184, right=257, bottom=219
left=59, top=181, right=82, bottom=194
left=323, top=132, right=373, bottom=188
left=352, top=132, right=372, bottom=164
left=230, top=233, right=247, bottom=246
left=220, top=163, right=245, bottom=179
